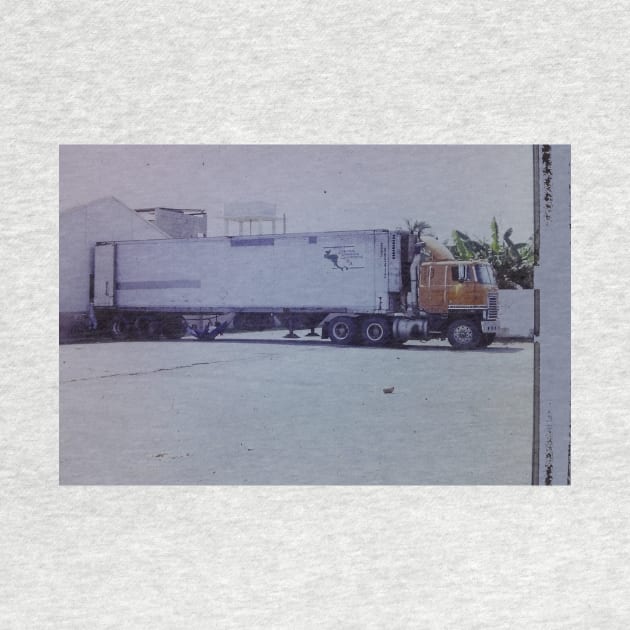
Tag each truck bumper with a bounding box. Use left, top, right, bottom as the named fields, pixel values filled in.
left=481, top=320, right=499, bottom=334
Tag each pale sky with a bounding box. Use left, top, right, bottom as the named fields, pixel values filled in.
left=60, top=145, right=534, bottom=244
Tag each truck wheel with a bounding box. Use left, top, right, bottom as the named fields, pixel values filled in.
left=479, top=333, right=496, bottom=347
left=360, top=317, right=392, bottom=346
left=111, top=315, right=132, bottom=340
left=447, top=319, right=481, bottom=350
left=162, top=316, right=188, bottom=340
left=328, top=316, right=358, bottom=345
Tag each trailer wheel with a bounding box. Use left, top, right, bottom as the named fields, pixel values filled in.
left=147, top=319, right=163, bottom=339
left=479, top=333, right=496, bottom=348
left=135, top=315, right=161, bottom=340
left=447, top=319, right=481, bottom=350
left=360, top=317, right=392, bottom=346
left=111, top=315, right=132, bottom=340
left=328, top=316, right=358, bottom=345
left=162, top=316, right=188, bottom=340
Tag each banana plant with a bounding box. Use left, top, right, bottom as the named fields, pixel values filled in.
left=447, top=217, right=534, bottom=289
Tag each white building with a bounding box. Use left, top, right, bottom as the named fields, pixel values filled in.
left=60, top=197, right=168, bottom=335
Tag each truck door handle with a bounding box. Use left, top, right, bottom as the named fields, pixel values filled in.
left=105, top=281, right=110, bottom=296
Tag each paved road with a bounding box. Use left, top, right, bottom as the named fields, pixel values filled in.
left=60, top=333, right=533, bottom=484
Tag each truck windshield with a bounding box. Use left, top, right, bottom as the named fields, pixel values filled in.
left=474, top=264, right=495, bottom=284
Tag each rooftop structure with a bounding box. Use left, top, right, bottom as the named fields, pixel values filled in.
left=223, top=201, right=285, bottom=235
left=135, top=207, right=207, bottom=238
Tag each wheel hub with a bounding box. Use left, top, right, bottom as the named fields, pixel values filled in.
left=333, top=323, right=350, bottom=339
left=453, top=325, right=473, bottom=344
left=366, top=323, right=384, bottom=341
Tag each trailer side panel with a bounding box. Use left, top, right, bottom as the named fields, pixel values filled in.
left=111, top=230, right=393, bottom=313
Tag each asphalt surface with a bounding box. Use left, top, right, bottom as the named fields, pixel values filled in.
left=60, top=332, right=534, bottom=484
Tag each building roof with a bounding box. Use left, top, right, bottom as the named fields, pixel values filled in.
left=60, top=196, right=171, bottom=237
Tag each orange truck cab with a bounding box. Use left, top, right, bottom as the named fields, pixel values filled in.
left=417, top=259, right=499, bottom=348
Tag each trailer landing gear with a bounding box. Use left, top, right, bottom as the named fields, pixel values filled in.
left=283, top=317, right=299, bottom=338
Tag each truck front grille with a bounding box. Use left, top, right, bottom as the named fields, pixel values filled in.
left=488, top=293, right=498, bottom=320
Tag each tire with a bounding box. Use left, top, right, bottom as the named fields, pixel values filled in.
left=147, top=319, right=163, bottom=339
left=162, top=316, right=188, bottom=340
left=135, top=315, right=161, bottom=340
left=328, top=316, right=358, bottom=345
left=68, top=319, right=88, bottom=339
left=360, top=317, right=392, bottom=346
left=479, top=333, right=496, bottom=348
left=447, top=319, right=481, bottom=350
left=111, top=315, right=132, bottom=340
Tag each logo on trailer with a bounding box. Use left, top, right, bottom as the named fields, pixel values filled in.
left=324, top=250, right=349, bottom=270
left=323, top=245, right=365, bottom=271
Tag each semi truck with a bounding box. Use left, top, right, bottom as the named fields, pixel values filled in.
left=92, top=229, right=499, bottom=349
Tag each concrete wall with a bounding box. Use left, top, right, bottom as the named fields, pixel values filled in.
left=497, top=289, right=534, bottom=339
left=60, top=197, right=167, bottom=315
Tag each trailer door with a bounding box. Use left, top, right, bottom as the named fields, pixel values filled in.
left=93, top=243, right=115, bottom=307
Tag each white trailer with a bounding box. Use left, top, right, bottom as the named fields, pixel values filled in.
left=96, top=230, right=400, bottom=313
